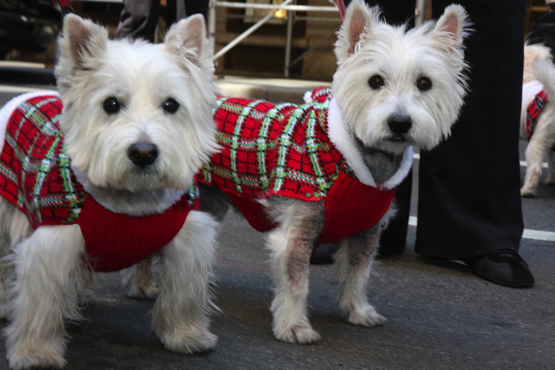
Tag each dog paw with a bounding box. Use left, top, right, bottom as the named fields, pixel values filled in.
left=544, top=178, right=555, bottom=185
left=158, top=328, right=217, bottom=354
left=520, top=187, right=536, bottom=198
left=128, top=282, right=159, bottom=300
left=8, top=347, right=66, bottom=370
left=347, top=304, right=386, bottom=327
left=274, top=321, right=321, bottom=344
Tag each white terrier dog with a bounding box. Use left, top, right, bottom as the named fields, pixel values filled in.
left=520, top=44, right=555, bottom=197
left=0, top=14, right=219, bottom=369
left=196, top=0, right=469, bottom=344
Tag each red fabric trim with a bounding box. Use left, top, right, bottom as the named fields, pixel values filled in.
left=223, top=190, right=276, bottom=232
left=77, top=194, right=190, bottom=272
left=222, top=170, right=394, bottom=243
left=319, top=171, right=395, bottom=243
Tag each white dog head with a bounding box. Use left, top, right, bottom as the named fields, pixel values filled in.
left=56, top=14, right=218, bottom=193
left=333, top=0, right=470, bottom=155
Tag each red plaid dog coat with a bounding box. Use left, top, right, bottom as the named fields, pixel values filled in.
left=196, top=88, right=412, bottom=243
left=0, top=92, right=195, bottom=272
left=525, top=90, right=555, bottom=151
left=525, top=90, right=548, bottom=142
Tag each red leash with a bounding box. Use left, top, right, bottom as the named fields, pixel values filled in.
left=335, top=0, right=346, bottom=21
left=57, top=0, right=76, bottom=15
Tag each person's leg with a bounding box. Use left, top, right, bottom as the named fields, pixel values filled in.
left=415, top=0, right=533, bottom=286
left=115, top=0, right=160, bottom=42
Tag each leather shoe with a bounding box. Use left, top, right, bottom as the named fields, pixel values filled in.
left=464, top=250, right=534, bottom=288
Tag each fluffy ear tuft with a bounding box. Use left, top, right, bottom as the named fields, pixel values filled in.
left=335, top=0, right=378, bottom=64
left=431, top=4, right=470, bottom=50
left=165, top=14, right=209, bottom=67
left=60, top=14, right=108, bottom=70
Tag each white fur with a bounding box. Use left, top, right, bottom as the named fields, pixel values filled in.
left=327, top=98, right=413, bottom=188
left=0, top=14, right=219, bottom=369
left=333, top=0, right=469, bottom=155
left=256, top=0, right=470, bottom=344
left=265, top=199, right=324, bottom=343
left=521, top=53, right=555, bottom=197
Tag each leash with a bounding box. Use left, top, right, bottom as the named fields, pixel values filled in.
left=57, top=0, right=76, bottom=15
left=335, top=0, right=346, bottom=21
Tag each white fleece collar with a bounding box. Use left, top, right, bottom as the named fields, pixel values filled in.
left=326, top=98, right=413, bottom=189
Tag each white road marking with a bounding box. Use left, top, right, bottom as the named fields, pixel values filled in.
left=409, top=216, right=555, bottom=242
left=413, top=153, right=547, bottom=168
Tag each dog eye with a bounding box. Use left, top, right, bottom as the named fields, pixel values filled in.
left=368, top=75, right=384, bottom=89
left=162, top=98, right=180, bottom=114
left=103, top=97, right=120, bottom=114
left=417, top=77, right=432, bottom=91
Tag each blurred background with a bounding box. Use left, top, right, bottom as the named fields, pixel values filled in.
left=0, top=0, right=552, bottom=82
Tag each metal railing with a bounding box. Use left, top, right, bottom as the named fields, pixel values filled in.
left=208, top=0, right=427, bottom=78
left=208, top=1, right=340, bottom=77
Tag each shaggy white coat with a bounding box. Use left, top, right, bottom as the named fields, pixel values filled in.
left=0, top=14, right=219, bottom=369
left=520, top=48, right=555, bottom=197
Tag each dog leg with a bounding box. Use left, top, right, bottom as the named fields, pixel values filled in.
left=522, top=111, right=555, bottom=196
left=4, top=225, right=85, bottom=370
left=335, top=223, right=386, bottom=327
left=0, top=201, right=33, bottom=319
left=121, top=257, right=159, bottom=300
left=522, top=134, right=548, bottom=197
left=267, top=200, right=325, bottom=344
left=545, top=150, right=555, bottom=185
left=152, top=210, right=218, bottom=354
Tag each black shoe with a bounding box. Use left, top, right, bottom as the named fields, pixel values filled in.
left=310, top=243, right=339, bottom=265
left=464, top=250, right=534, bottom=288
left=377, top=243, right=405, bottom=257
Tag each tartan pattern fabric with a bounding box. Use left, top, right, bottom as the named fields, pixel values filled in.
left=197, top=88, right=397, bottom=241
left=197, top=87, right=355, bottom=202
left=526, top=90, right=548, bottom=141
left=0, top=94, right=86, bottom=228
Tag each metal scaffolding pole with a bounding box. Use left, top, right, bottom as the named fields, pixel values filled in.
left=284, top=6, right=294, bottom=78
left=212, top=0, right=294, bottom=62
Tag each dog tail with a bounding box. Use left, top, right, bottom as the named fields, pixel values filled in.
left=533, top=55, right=555, bottom=98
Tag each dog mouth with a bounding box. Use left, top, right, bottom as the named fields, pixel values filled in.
left=387, top=134, right=407, bottom=143
left=133, top=165, right=155, bottom=177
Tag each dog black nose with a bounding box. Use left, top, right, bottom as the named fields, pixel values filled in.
left=387, top=114, right=412, bottom=135
left=128, top=143, right=158, bottom=166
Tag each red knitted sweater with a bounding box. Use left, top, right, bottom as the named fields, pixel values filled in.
left=197, top=88, right=406, bottom=243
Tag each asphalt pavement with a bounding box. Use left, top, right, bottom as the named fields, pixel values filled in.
left=0, top=70, right=554, bottom=370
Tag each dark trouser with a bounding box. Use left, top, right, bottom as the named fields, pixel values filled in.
left=342, top=0, right=525, bottom=260
left=115, top=0, right=208, bottom=42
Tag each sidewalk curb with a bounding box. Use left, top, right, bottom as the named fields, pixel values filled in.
left=0, top=66, right=56, bottom=86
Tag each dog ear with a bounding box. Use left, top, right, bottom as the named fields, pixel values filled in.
left=431, top=5, right=470, bottom=50
left=335, top=0, right=377, bottom=64
left=165, top=14, right=209, bottom=67
left=59, top=14, right=108, bottom=70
